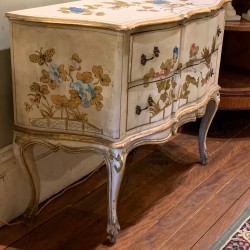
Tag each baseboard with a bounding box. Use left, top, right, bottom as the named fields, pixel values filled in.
left=0, top=143, right=103, bottom=226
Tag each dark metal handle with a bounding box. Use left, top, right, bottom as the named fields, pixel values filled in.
left=135, top=96, right=153, bottom=115
left=141, top=47, right=160, bottom=66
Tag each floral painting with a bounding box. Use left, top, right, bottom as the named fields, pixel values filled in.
left=25, top=48, right=111, bottom=134
left=58, top=0, right=195, bottom=15
left=140, top=26, right=221, bottom=118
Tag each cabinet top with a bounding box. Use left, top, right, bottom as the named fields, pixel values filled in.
left=6, top=0, right=229, bottom=30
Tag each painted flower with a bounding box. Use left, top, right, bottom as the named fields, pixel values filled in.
left=70, top=81, right=96, bottom=108
left=30, top=82, right=50, bottom=96
left=24, top=102, right=33, bottom=112
left=91, top=86, right=104, bottom=111
left=40, top=69, right=57, bottom=90
left=69, top=7, right=85, bottom=13
left=76, top=71, right=94, bottom=83
left=190, top=43, right=199, bottom=58
left=51, top=95, right=69, bottom=110
left=160, top=58, right=175, bottom=75
left=49, top=64, right=67, bottom=84
left=28, top=94, right=41, bottom=105
left=173, top=46, right=179, bottom=59
left=92, top=65, right=111, bottom=86
left=152, top=0, right=170, bottom=4
left=201, top=47, right=211, bottom=66
left=69, top=53, right=82, bottom=71
left=68, top=90, right=82, bottom=109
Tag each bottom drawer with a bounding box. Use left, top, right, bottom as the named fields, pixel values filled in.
left=127, top=77, right=177, bottom=131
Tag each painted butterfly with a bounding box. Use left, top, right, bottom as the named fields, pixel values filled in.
left=29, top=48, right=55, bottom=66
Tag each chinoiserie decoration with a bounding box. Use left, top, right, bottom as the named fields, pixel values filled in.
left=25, top=48, right=111, bottom=134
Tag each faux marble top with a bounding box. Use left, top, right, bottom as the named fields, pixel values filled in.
left=7, top=0, right=229, bottom=30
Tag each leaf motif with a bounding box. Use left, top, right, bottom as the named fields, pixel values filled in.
left=76, top=71, right=93, bottom=83
left=57, top=64, right=67, bottom=81
left=40, top=70, right=50, bottom=83
left=165, top=79, right=171, bottom=90
left=92, top=65, right=103, bottom=78
left=143, top=68, right=155, bottom=88
left=157, top=81, right=165, bottom=93
left=186, top=75, right=198, bottom=87
left=171, top=78, right=177, bottom=88
left=51, top=95, right=68, bottom=110
left=160, top=92, right=167, bottom=102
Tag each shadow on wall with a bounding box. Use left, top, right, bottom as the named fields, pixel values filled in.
left=0, top=49, right=13, bottom=148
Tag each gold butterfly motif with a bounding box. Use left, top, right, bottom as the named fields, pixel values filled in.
left=29, top=48, right=55, bottom=66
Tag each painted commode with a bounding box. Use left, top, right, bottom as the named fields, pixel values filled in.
left=7, top=0, right=230, bottom=243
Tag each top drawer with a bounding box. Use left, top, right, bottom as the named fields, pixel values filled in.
left=129, top=27, right=181, bottom=83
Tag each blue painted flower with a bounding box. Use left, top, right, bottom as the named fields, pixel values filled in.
left=49, top=64, right=63, bottom=85
left=70, top=81, right=96, bottom=108
left=173, top=46, right=179, bottom=59
left=152, top=0, right=170, bottom=5
left=69, top=7, right=84, bottom=13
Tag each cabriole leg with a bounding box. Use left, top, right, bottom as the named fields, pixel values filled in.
left=106, top=148, right=127, bottom=243
left=198, top=92, right=220, bottom=165
left=13, top=136, right=40, bottom=223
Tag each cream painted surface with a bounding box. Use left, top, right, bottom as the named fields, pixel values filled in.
left=11, top=23, right=122, bottom=139
left=6, top=0, right=229, bottom=30
left=180, top=11, right=224, bottom=66
left=127, top=82, right=174, bottom=130
left=0, top=144, right=103, bottom=227
left=130, top=27, right=181, bottom=82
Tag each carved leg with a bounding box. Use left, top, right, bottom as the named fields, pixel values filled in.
left=106, top=148, right=127, bottom=243
left=13, top=136, right=40, bottom=223
left=198, top=92, right=220, bottom=165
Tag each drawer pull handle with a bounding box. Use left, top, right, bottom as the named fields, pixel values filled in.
left=135, top=96, right=153, bottom=115
left=141, top=47, right=160, bottom=65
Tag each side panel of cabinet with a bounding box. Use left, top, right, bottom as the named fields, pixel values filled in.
left=11, top=22, right=123, bottom=139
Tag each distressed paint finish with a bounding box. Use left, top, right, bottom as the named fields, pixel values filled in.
left=7, top=0, right=228, bottom=243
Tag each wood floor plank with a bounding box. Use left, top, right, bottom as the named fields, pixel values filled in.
left=123, top=140, right=250, bottom=250
left=159, top=147, right=250, bottom=249
left=191, top=187, right=250, bottom=250
left=98, top=128, right=250, bottom=249
left=6, top=208, right=106, bottom=250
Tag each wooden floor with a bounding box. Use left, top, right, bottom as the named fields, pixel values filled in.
left=0, top=110, right=250, bottom=250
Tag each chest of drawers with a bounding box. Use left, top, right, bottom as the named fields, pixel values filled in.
left=7, top=0, right=229, bottom=243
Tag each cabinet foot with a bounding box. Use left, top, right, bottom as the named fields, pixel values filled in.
left=107, top=222, right=120, bottom=243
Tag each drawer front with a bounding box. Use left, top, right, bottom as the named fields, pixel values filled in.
left=127, top=76, right=177, bottom=130
left=11, top=22, right=122, bottom=139
left=173, top=11, right=224, bottom=110
left=129, top=27, right=181, bottom=83
left=179, top=10, right=225, bottom=67
left=128, top=10, right=225, bottom=130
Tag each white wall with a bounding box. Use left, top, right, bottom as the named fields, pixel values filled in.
left=0, top=0, right=74, bottom=50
